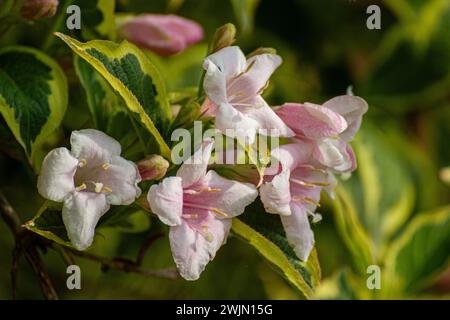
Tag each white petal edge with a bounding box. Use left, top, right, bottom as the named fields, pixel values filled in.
left=147, top=176, right=183, bottom=226
left=37, top=147, right=78, bottom=202
left=62, top=192, right=110, bottom=250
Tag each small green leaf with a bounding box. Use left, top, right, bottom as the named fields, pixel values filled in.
left=232, top=200, right=321, bottom=298
left=24, top=203, right=72, bottom=248
left=0, top=47, right=68, bottom=163
left=56, top=33, right=172, bottom=159
left=385, top=206, right=450, bottom=292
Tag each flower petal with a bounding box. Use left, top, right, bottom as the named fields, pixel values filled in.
left=215, top=102, right=260, bottom=144
left=313, top=138, right=354, bottom=172
left=246, top=97, right=294, bottom=137
left=276, top=103, right=347, bottom=139
left=103, top=156, right=142, bottom=205
left=203, top=46, right=247, bottom=105
left=147, top=176, right=183, bottom=226
left=280, top=203, right=314, bottom=261
left=169, top=216, right=231, bottom=280
left=37, top=147, right=78, bottom=202
left=70, top=129, right=121, bottom=163
left=193, top=170, right=258, bottom=218
left=228, top=53, right=282, bottom=100
left=260, top=170, right=292, bottom=216
left=177, top=139, right=214, bottom=188
left=323, top=95, right=368, bottom=141
left=62, top=192, right=110, bottom=250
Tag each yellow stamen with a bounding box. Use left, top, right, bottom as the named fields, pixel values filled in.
left=78, top=159, right=87, bottom=167
left=102, top=186, right=113, bottom=193
left=75, top=183, right=87, bottom=191
left=207, top=188, right=221, bottom=192
left=303, top=197, right=321, bottom=207
left=94, top=182, right=104, bottom=193
left=102, top=163, right=110, bottom=170
left=211, top=208, right=228, bottom=218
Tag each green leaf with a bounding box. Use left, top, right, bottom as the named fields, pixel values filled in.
left=24, top=203, right=72, bottom=248
left=232, top=200, right=321, bottom=298
left=313, top=269, right=363, bottom=300
left=25, top=203, right=151, bottom=248
left=0, top=46, right=68, bottom=162
left=74, top=0, right=116, bottom=40
left=385, top=206, right=450, bottom=293
left=331, top=187, right=374, bottom=275
left=98, top=206, right=151, bottom=233
left=56, top=33, right=172, bottom=159
left=74, top=55, right=121, bottom=131
left=340, top=123, right=415, bottom=258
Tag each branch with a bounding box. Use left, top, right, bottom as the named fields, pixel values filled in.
left=0, top=191, right=59, bottom=300
left=64, top=247, right=179, bottom=280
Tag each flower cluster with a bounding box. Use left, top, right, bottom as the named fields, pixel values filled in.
left=37, top=41, right=367, bottom=280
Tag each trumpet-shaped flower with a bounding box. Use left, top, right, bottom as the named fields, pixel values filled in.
left=147, top=140, right=258, bottom=280
left=260, top=143, right=336, bottom=261
left=202, top=46, right=294, bottom=143
left=276, top=95, right=368, bottom=173
left=37, top=129, right=141, bottom=250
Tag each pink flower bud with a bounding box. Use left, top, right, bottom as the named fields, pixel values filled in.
left=137, top=155, right=170, bottom=181
left=21, top=0, right=58, bottom=20
left=118, top=14, right=203, bottom=56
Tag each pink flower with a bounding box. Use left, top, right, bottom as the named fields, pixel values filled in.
left=21, top=0, right=58, bottom=20
left=276, top=95, right=368, bottom=173
left=147, top=140, right=258, bottom=280
left=202, top=46, right=294, bottom=143
left=260, top=144, right=336, bottom=261
left=118, top=14, right=203, bottom=56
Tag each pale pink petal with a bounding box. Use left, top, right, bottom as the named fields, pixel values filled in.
left=215, top=102, right=260, bottom=144
left=313, top=138, right=354, bottom=172
left=246, top=97, right=294, bottom=138
left=169, top=216, right=231, bottom=280
left=193, top=170, right=258, bottom=218
left=102, top=156, right=141, bottom=206
left=62, top=192, right=110, bottom=250
left=323, top=95, right=368, bottom=141
left=70, top=129, right=121, bottom=164
left=177, top=139, right=214, bottom=188
left=227, top=53, right=282, bottom=102
left=276, top=103, right=347, bottom=139
left=203, top=46, right=247, bottom=105
left=147, top=176, right=183, bottom=226
left=260, top=170, right=292, bottom=216
left=37, top=147, right=78, bottom=202
left=280, top=202, right=314, bottom=261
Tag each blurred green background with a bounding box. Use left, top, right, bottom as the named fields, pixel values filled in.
left=1, top=0, right=449, bottom=299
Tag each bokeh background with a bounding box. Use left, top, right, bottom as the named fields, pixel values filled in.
left=1, top=0, right=449, bottom=299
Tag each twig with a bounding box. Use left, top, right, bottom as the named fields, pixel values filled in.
left=0, top=191, right=59, bottom=300
left=136, top=233, right=164, bottom=266
left=64, top=247, right=178, bottom=280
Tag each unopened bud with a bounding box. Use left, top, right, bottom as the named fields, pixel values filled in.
left=117, top=14, right=203, bottom=56
left=210, top=23, right=236, bottom=53
left=137, top=155, right=170, bottom=181
left=247, top=47, right=277, bottom=58
left=21, top=0, right=58, bottom=20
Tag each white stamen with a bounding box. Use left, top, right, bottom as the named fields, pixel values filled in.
left=94, top=182, right=104, bottom=193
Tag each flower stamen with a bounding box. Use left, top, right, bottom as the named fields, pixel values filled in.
left=102, top=163, right=110, bottom=170
left=78, top=159, right=87, bottom=167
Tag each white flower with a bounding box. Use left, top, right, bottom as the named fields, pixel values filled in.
left=202, top=46, right=294, bottom=143
left=37, top=129, right=141, bottom=250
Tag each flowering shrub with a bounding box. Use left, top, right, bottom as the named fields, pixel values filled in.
left=0, top=0, right=449, bottom=300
